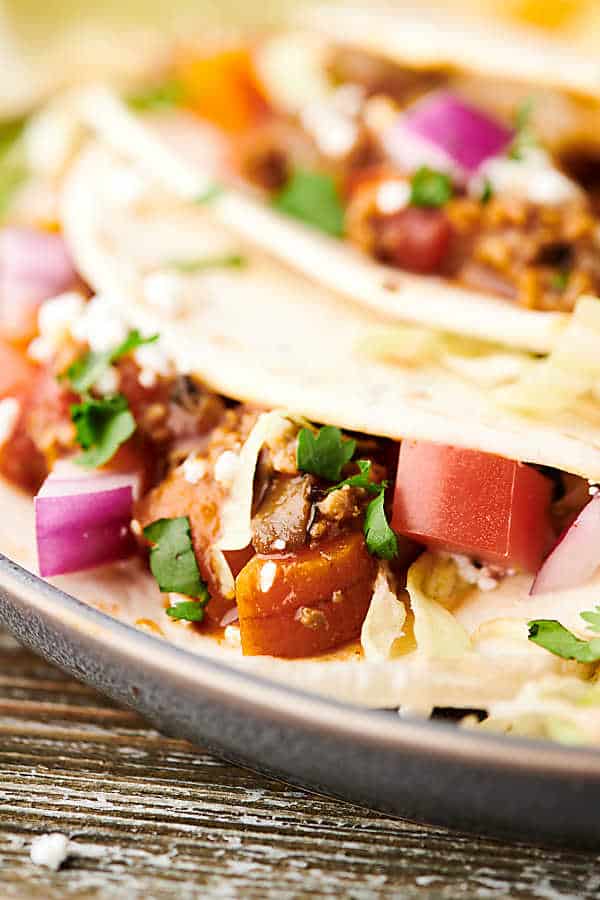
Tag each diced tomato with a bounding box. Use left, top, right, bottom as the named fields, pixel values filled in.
left=235, top=532, right=377, bottom=657
left=392, top=440, right=553, bottom=573
left=177, top=48, right=270, bottom=133
left=376, top=207, right=452, bottom=274
left=135, top=470, right=254, bottom=625
left=0, top=341, right=47, bottom=490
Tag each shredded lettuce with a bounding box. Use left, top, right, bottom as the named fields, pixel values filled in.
left=406, top=554, right=471, bottom=659
left=360, top=564, right=406, bottom=662
left=496, top=295, right=600, bottom=415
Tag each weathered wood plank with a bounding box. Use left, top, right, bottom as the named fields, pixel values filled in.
left=0, top=631, right=598, bottom=899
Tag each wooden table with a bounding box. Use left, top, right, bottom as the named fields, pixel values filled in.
left=0, top=631, right=598, bottom=899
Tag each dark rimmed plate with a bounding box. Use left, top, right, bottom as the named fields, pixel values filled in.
left=0, top=551, right=598, bottom=848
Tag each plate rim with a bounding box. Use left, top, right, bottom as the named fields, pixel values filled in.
left=0, top=550, right=599, bottom=780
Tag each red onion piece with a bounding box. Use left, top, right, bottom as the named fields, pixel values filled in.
left=530, top=494, right=600, bottom=595
left=35, top=467, right=138, bottom=577
left=385, top=92, right=513, bottom=182
left=220, top=606, right=239, bottom=628
left=0, top=227, right=78, bottom=341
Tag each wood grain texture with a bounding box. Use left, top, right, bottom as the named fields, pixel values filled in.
left=0, top=632, right=598, bottom=899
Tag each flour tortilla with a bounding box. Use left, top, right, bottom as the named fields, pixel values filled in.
left=3, top=129, right=597, bottom=715
left=301, top=6, right=600, bottom=101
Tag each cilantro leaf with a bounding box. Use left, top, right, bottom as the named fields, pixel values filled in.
left=143, top=516, right=210, bottom=604
left=127, top=79, right=185, bottom=112
left=550, top=270, right=569, bottom=292
left=0, top=116, right=27, bottom=220
left=528, top=619, right=600, bottom=663
left=410, top=166, right=452, bottom=208
left=65, top=329, right=158, bottom=394
left=581, top=605, right=600, bottom=633
left=195, top=183, right=224, bottom=205
left=509, top=98, right=537, bottom=160
left=273, top=170, right=345, bottom=237
left=166, top=600, right=207, bottom=622
left=480, top=178, right=493, bottom=205
left=168, top=253, right=247, bottom=274
left=297, top=425, right=356, bottom=482
left=71, top=394, right=136, bottom=468
left=364, top=489, right=398, bottom=560
left=326, top=459, right=381, bottom=496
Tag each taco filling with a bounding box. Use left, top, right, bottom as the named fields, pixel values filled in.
left=3, top=17, right=600, bottom=743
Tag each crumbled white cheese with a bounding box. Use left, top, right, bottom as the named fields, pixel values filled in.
left=134, top=342, right=173, bottom=387
left=224, top=624, right=242, bottom=649
left=71, top=293, right=129, bottom=352
left=94, top=365, right=120, bottom=396
left=376, top=180, right=410, bottom=215
left=30, top=833, right=70, bottom=871
left=182, top=454, right=208, bottom=485
left=443, top=552, right=501, bottom=592
left=272, top=538, right=285, bottom=551
left=0, top=398, right=20, bottom=448
left=28, top=291, right=85, bottom=362
left=259, top=560, right=277, bottom=593
left=300, top=85, right=363, bottom=159
left=473, top=147, right=580, bottom=207
left=143, top=271, right=185, bottom=316
left=214, top=450, right=241, bottom=487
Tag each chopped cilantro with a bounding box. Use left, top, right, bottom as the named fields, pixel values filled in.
left=195, top=183, right=224, bottom=205
left=71, top=394, right=136, bottom=468
left=65, top=329, right=158, bottom=394
left=528, top=618, right=600, bottom=663
left=327, top=459, right=380, bottom=495
left=363, top=489, right=398, bottom=560
left=509, top=97, right=536, bottom=160
left=480, top=178, right=493, bottom=205
left=168, top=253, right=247, bottom=274
left=580, top=604, right=600, bottom=633
left=166, top=600, right=207, bottom=622
left=273, top=170, right=345, bottom=237
left=297, top=425, right=356, bottom=482
left=550, top=270, right=569, bottom=292
left=410, top=166, right=453, bottom=208
left=127, top=79, right=185, bottom=112
left=143, top=516, right=209, bottom=605
left=0, top=116, right=27, bottom=220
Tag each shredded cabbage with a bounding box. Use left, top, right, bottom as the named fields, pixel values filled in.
left=217, top=411, right=295, bottom=552
left=406, top=554, right=472, bottom=659
left=358, top=325, right=529, bottom=387
left=360, top=563, right=406, bottom=661
left=496, top=295, right=600, bottom=415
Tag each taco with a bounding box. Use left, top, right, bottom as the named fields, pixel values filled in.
left=1, top=20, right=600, bottom=744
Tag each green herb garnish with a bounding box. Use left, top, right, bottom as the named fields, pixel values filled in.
left=297, top=425, right=356, bottom=482
left=65, top=329, right=158, bottom=394
left=363, top=489, right=398, bottom=560
left=168, top=253, right=247, bottom=274
left=273, top=170, right=345, bottom=237
left=410, top=166, right=453, bottom=208
left=166, top=600, right=207, bottom=622
left=0, top=116, right=27, bottom=220
left=509, top=98, right=536, bottom=160
left=195, top=183, right=225, bottom=205
left=528, top=606, right=600, bottom=663
left=550, top=270, right=569, bottom=292
left=480, top=178, right=493, bottom=205
left=143, top=517, right=210, bottom=608
left=298, top=430, right=398, bottom=560
left=71, top=394, right=136, bottom=468
left=127, top=79, right=185, bottom=112
left=326, top=458, right=379, bottom=495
